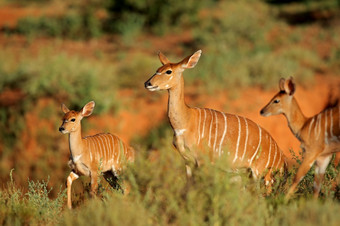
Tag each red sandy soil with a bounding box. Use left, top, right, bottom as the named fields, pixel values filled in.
left=0, top=4, right=63, bottom=28
left=0, top=6, right=40, bottom=28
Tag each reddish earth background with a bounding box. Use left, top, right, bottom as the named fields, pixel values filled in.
left=1, top=4, right=340, bottom=174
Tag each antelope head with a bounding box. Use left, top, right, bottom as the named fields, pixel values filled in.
left=59, top=101, right=95, bottom=134
left=260, top=77, right=296, bottom=117
left=144, top=50, right=202, bottom=91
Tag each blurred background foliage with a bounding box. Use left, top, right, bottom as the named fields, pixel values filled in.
left=0, top=0, right=340, bottom=223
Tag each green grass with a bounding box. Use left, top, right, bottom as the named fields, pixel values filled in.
left=0, top=170, right=66, bottom=225
left=1, top=139, right=340, bottom=225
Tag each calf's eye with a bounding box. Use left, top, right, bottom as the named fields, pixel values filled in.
left=71, top=118, right=76, bottom=122
left=166, top=70, right=172, bottom=74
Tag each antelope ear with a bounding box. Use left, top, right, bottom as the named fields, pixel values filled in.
left=81, top=101, right=95, bottom=117
left=61, top=103, right=70, bottom=114
left=158, top=51, right=170, bottom=65
left=284, top=77, right=296, bottom=96
left=279, top=78, right=285, bottom=91
left=181, top=50, right=202, bottom=69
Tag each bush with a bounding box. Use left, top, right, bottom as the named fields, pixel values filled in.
left=188, top=0, right=321, bottom=90
left=16, top=12, right=103, bottom=40
left=0, top=171, right=66, bottom=225
left=106, top=0, right=214, bottom=36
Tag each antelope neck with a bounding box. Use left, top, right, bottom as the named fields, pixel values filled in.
left=68, top=126, right=84, bottom=159
left=284, top=97, right=307, bottom=139
left=167, top=76, right=191, bottom=130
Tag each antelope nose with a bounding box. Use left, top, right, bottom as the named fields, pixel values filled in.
left=59, top=127, right=65, bottom=132
left=260, top=109, right=264, bottom=115
left=144, top=81, right=152, bottom=88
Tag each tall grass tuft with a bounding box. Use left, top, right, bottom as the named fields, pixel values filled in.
left=0, top=170, right=66, bottom=225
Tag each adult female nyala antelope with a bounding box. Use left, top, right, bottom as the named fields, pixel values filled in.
left=260, top=77, right=340, bottom=199
left=144, top=50, right=286, bottom=187
left=59, top=101, right=134, bottom=209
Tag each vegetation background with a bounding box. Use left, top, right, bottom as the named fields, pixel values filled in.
left=0, top=0, right=340, bottom=224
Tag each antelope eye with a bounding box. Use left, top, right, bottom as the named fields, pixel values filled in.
left=71, top=118, right=76, bottom=122
left=273, top=99, right=280, bottom=104
left=166, top=70, right=172, bottom=74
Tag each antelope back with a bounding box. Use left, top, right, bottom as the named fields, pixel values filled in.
left=83, top=133, right=134, bottom=172
left=193, top=108, right=285, bottom=176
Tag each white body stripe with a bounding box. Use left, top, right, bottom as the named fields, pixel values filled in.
left=219, top=112, right=227, bottom=156
left=98, top=136, right=106, bottom=163
left=330, top=108, right=334, bottom=138
left=208, top=109, right=213, bottom=147
left=89, top=140, right=93, bottom=162
left=202, top=109, right=207, bottom=138
left=96, top=136, right=104, bottom=164
left=95, top=138, right=99, bottom=161
left=93, top=136, right=100, bottom=161
left=109, top=134, right=115, bottom=158
left=275, top=151, right=282, bottom=170
left=107, top=136, right=112, bottom=160
left=197, top=108, right=201, bottom=145
left=233, top=115, right=241, bottom=163
left=315, top=114, right=322, bottom=140
left=241, top=117, right=249, bottom=161
left=102, top=136, right=109, bottom=164
left=271, top=143, right=277, bottom=169
left=308, top=117, right=315, bottom=139
left=265, top=137, right=272, bottom=169
left=213, top=110, right=219, bottom=152
left=325, top=110, right=328, bottom=140
left=117, top=137, right=121, bottom=164
left=249, top=125, right=262, bottom=165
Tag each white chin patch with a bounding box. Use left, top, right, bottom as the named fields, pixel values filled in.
left=61, top=130, right=70, bottom=134
left=261, top=112, right=271, bottom=117
left=147, top=86, right=160, bottom=91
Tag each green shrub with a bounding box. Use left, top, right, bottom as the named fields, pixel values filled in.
left=16, top=12, right=103, bottom=40
left=0, top=50, right=118, bottom=113
left=188, top=0, right=322, bottom=90
left=106, top=0, right=214, bottom=36
left=0, top=171, right=65, bottom=225
left=26, top=178, right=66, bottom=223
